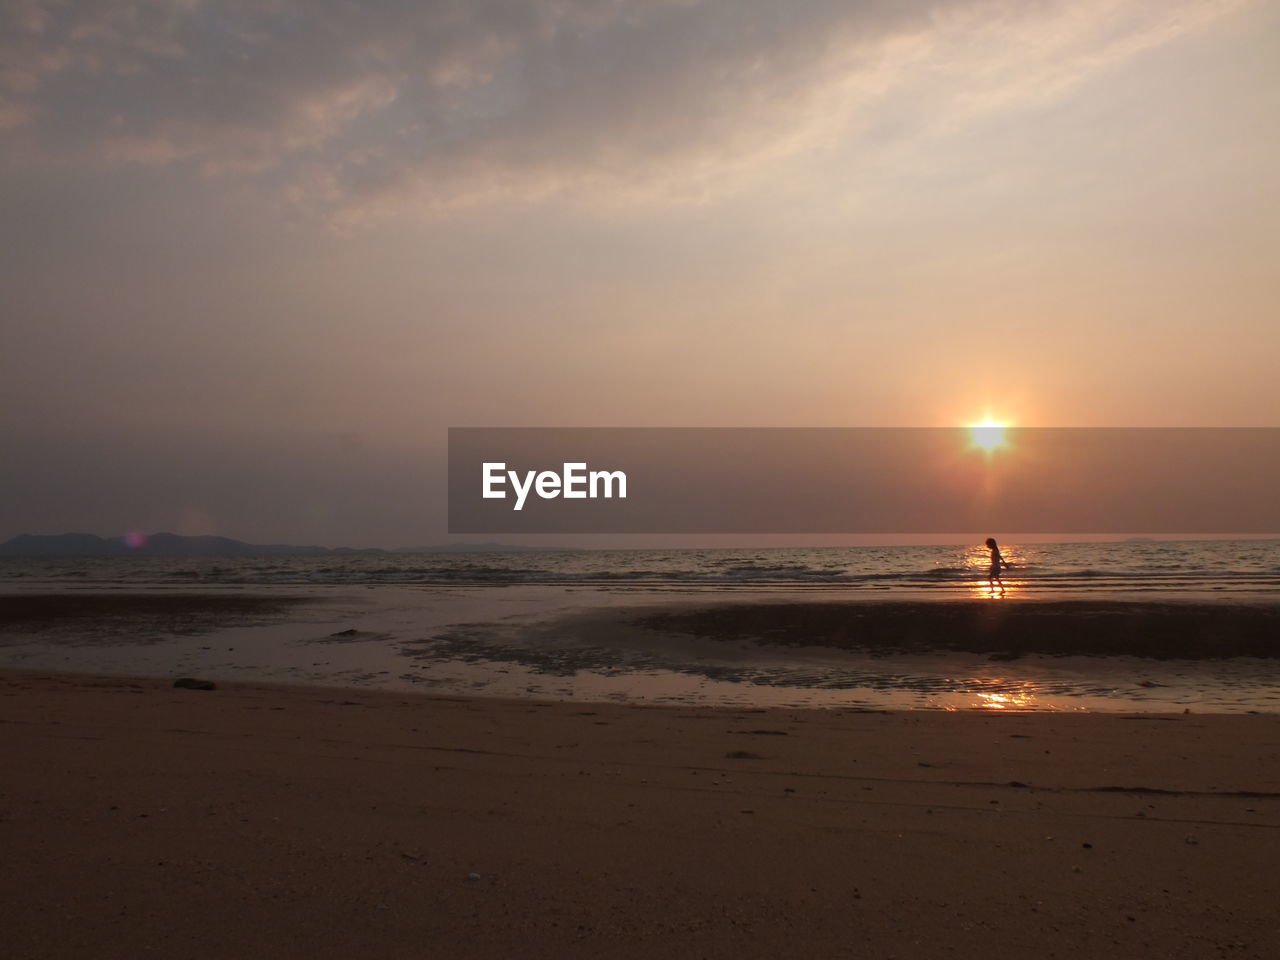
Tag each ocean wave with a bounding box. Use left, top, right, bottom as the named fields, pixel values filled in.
left=3, top=542, right=1279, bottom=595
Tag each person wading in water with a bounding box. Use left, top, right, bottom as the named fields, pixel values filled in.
left=985, top=537, right=1012, bottom=594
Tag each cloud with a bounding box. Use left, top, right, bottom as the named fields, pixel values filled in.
left=0, top=0, right=1249, bottom=221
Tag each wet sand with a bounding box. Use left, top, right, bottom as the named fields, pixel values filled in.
left=5, top=591, right=1280, bottom=712
left=0, top=592, right=314, bottom=639
left=8, top=592, right=1280, bottom=659
left=635, top=599, right=1280, bottom=659
left=3, top=670, right=1278, bottom=959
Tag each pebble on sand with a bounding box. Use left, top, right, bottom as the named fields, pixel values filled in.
left=172, top=677, right=217, bottom=691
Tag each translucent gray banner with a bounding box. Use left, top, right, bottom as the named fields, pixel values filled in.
left=448, top=427, right=1280, bottom=534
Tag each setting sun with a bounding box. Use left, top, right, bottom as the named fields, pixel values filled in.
left=968, top=419, right=1009, bottom=452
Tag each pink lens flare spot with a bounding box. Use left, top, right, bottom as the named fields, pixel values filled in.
left=124, top=532, right=148, bottom=549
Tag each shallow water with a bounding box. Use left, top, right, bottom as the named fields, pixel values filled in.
left=4, top=539, right=1279, bottom=597
left=2, top=583, right=1278, bottom=713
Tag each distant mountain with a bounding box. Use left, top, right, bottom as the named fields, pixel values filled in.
left=0, top=533, right=572, bottom=557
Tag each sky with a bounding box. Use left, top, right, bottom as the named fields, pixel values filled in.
left=2, top=0, right=1278, bottom=547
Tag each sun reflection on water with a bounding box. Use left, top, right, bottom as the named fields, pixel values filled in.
left=968, top=578, right=1021, bottom=599
left=962, top=543, right=1022, bottom=598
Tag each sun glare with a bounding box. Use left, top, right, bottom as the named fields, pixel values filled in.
left=968, top=419, right=1008, bottom=452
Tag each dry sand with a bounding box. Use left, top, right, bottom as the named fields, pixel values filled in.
left=2, top=670, right=1278, bottom=959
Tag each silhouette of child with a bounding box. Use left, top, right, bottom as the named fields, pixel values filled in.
left=985, top=537, right=1011, bottom=591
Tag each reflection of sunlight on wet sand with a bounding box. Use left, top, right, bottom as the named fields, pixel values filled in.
left=974, top=689, right=1037, bottom=710
left=943, top=678, right=1087, bottom=712
left=938, top=660, right=1085, bottom=712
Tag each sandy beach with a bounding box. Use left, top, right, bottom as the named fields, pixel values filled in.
left=3, top=669, right=1278, bottom=959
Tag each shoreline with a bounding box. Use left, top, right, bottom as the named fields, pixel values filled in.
left=3, top=668, right=1278, bottom=958
left=7, top=590, right=1280, bottom=653
left=3, top=590, right=1280, bottom=713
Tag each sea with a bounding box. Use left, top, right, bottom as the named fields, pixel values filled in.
left=1, top=539, right=1278, bottom=596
